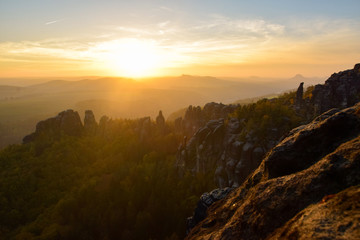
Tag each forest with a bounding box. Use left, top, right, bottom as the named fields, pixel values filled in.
left=0, top=88, right=309, bottom=240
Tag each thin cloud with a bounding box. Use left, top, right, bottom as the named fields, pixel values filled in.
left=0, top=39, right=92, bottom=62
left=158, top=21, right=170, bottom=28
left=45, top=19, right=65, bottom=25
left=116, top=26, right=152, bottom=35
left=158, top=6, right=173, bottom=12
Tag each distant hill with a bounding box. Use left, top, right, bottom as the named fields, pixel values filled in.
left=233, top=93, right=279, bottom=105
left=0, top=85, right=25, bottom=100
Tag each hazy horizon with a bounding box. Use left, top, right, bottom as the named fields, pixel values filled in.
left=0, top=0, right=358, bottom=145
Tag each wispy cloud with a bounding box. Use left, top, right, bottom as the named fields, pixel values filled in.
left=158, top=6, right=173, bottom=12
left=96, top=16, right=286, bottom=65
left=158, top=21, right=170, bottom=28
left=116, top=26, right=152, bottom=35
left=0, top=38, right=92, bottom=63
left=192, top=15, right=285, bottom=36
left=45, top=19, right=65, bottom=25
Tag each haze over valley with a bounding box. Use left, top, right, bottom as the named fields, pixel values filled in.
left=0, top=74, right=324, bottom=148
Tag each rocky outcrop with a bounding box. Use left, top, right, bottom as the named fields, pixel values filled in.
left=97, top=115, right=110, bottom=138
left=186, top=104, right=360, bottom=240
left=156, top=110, right=165, bottom=127
left=186, top=187, right=234, bottom=235
left=312, top=63, right=360, bottom=114
left=84, top=110, right=97, bottom=135
left=294, top=82, right=304, bottom=110
left=263, top=106, right=360, bottom=180
left=96, top=113, right=167, bottom=141
left=177, top=102, right=238, bottom=136
left=23, top=109, right=83, bottom=143
left=176, top=102, right=258, bottom=189
left=176, top=116, right=270, bottom=188
left=156, top=110, right=166, bottom=134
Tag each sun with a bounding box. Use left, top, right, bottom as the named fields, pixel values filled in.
left=100, top=39, right=163, bottom=78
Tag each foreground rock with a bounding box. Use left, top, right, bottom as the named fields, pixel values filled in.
left=186, top=104, right=360, bottom=240
left=186, top=187, right=234, bottom=235
left=270, top=185, right=360, bottom=239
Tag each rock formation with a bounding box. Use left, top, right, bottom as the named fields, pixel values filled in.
left=83, top=110, right=97, bottom=135
left=97, top=115, right=110, bottom=138
left=176, top=117, right=269, bottom=189
left=156, top=110, right=165, bottom=127
left=186, top=104, right=360, bottom=239
left=23, top=109, right=83, bottom=143
left=179, top=102, right=238, bottom=136
left=312, top=63, right=360, bottom=114
left=186, top=187, right=234, bottom=235
left=156, top=110, right=166, bottom=134
left=294, top=82, right=304, bottom=110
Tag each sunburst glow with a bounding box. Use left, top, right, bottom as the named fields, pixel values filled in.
left=97, top=39, right=164, bottom=78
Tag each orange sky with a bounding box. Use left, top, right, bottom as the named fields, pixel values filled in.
left=0, top=0, right=359, bottom=79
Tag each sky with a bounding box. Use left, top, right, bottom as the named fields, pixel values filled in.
left=0, top=0, right=359, bottom=79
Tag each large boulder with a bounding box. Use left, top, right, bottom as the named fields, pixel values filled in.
left=186, top=104, right=360, bottom=240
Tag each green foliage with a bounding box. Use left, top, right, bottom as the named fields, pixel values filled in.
left=232, top=91, right=305, bottom=145
left=0, top=119, right=211, bottom=240
left=304, top=85, right=315, bottom=99
left=0, top=90, right=314, bottom=239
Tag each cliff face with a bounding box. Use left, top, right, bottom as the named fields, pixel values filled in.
left=177, top=64, right=360, bottom=191
left=186, top=104, right=360, bottom=240
left=312, top=63, right=360, bottom=113
left=176, top=117, right=267, bottom=189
